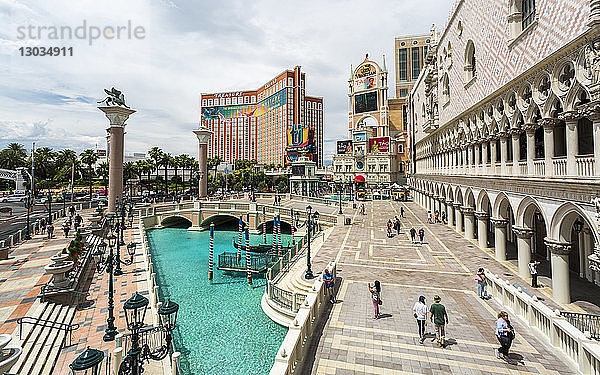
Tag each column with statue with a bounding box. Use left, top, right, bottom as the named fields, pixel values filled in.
left=193, top=127, right=213, bottom=199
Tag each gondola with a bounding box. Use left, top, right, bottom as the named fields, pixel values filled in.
left=232, top=238, right=292, bottom=253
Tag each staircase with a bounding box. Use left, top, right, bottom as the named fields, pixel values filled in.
left=10, top=300, right=77, bottom=375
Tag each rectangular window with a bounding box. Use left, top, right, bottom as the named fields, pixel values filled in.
left=423, top=45, right=428, bottom=58
left=522, top=0, right=536, bottom=29
left=398, top=49, right=408, bottom=81
left=354, top=91, right=378, bottom=114
left=411, top=47, right=421, bottom=80
left=398, top=89, right=408, bottom=98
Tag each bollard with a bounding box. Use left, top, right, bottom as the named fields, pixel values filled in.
left=113, top=347, right=123, bottom=375
left=156, top=302, right=163, bottom=326
left=237, top=216, right=243, bottom=261
left=209, top=223, right=214, bottom=280
left=151, top=273, right=156, bottom=289
left=115, top=333, right=123, bottom=349
left=262, top=207, right=267, bottom=244
left=246, top=228, right=252, bottom=285
left=171, top=352, right=181, bottom=375
left=153, top=286, right=159, bottom=305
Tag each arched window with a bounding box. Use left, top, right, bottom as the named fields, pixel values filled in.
left=553, top=121, right=566, bottom=157
left=464, top=40, right=476, bottom=81
left=519, top=132, right=527, bottom=161
left=442, top=73, right=450, bottom=103
left=534, top=126, right=544, bottom=158
left=522, top=0, right=536, bottom=29
left=578, top=117, right=594, bottom=155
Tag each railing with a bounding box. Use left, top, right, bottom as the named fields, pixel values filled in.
left=217, top=251, right=270, bottom=272
left=17, top=316, right=80, bottom=347
left=561, top=312, right=600, bottom=340
left=533, top=159, right=545, bottom=176
left=268, top=282, right=295, bottom=311
left=553, top=157, right=567, bottom=176
left=40, top=285, right=89, bottom=306
left=269, top=262, right=336, bottom=375
left=577, top=155, right=595, bottom=177
left=267, top=232, right=309, bottom=282
left=121, top=325, right=167, bottom=356
left=519, top=161, right=527, bottom=175
left=484, top=270, right=600, bottom=374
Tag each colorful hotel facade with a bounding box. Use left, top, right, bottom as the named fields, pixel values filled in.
left=200, top=66, right=324, bottom=168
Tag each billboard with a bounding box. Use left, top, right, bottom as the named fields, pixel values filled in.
left=337, top=140, right=352, bottom=154
left=353, top=133, right=366, bottom=142
left=286, top=123, right=316, bottom=163
left=201, top=90, right=286, bottom=121
left=369, top=136, right=390, bottom=153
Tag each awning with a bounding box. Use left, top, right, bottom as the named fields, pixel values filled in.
left=354, top=175, right=365, bottom=182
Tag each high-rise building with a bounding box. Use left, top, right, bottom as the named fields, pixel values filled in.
left=394, top=34, right=431, bottom=99
left=200, top=66, right=324, bottom=168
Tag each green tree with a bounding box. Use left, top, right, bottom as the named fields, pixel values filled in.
left=0, top=143, right=27, bottom=170
left=123, top=161, right=136, bottom=196
left=159, top=152, right=172, bottom=194
left=96, top=162, right=109, bottom=194
left=79, top=149, right=98, bottom=200
left=147, top=147, right=163, bottom=194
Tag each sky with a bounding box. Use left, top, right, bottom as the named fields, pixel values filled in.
left=0, top=0, right=450, bottom=163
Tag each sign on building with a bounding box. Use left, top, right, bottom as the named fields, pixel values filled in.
left=369, top=137, right=390, bottom=153
left=337, top=140, right=353, bottom=154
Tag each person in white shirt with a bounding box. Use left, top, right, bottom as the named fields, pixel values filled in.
left=528, top=260, right=539, bottom=287
left=413, top=296, right=428, bottom=344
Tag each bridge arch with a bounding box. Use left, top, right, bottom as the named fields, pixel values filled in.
left=161, top=215, right=192, bottom=228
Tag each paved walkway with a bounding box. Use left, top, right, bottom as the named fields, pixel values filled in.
left=303, top=201, right=580, bottom=375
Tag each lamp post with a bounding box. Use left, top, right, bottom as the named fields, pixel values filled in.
left=337, top=181, right=343, bottom=215
left=70, top=346, right=104, bottom=375
left=114, top=196, right=133, bottom=276
left=24, top=194, right=31, bottom=240
left=305, top=205, right=319, bottom=280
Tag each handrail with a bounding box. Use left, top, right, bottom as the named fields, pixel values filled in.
left=560, top=311, right=600, bottom=340
left=40, top=284, right=89, bottom=306
left=17, top=316, right=80, bottom=346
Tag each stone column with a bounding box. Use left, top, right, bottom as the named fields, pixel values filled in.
left=462, top=206, right=475, bottom=240
left=474, top=143, right=480, bottom=174
left=525, top=125, right=536, bottom=175
left=490, top=138, right=497, bottom=174
left=467, top=144, right=473, bottom=174
left=562, top=113, right=579, bottom=176
left=591, top=246, right=600, bottom=286
left=500, top=134, right=508, bottom=175
left=583, top=228, right=594, bottom=281
left=545, top=238, right=572, bottom=304
left=447, top=200, right=454, bottom=227
left=194, top=128, right=213, bottom=199
left=475, top=212, right=489, bottom=249
left=513, top=226, right=534, bottom=278
left=99, top=106, right=136, bottom=213
left=454, top=203, right=463, bottom=233
left=542, top=118, right=556, bottom=177
left=592, top=116, right=600, bottom=176
left=511, top=130, right=520, bottom=175
left=491, top=218, right=508, bottom=261
left=482, top=141, right=489, bottom=174
left=462, top=146, right=467, bottom=174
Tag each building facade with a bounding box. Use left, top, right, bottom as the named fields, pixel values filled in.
left=409, top=0, right=600, bottom=304
left=200, top=66, right=324, bottom=168
left=395, top=33, right=431, bottom=99
left=333, top=56, right=409, bottom=186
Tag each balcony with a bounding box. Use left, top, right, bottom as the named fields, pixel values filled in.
left=576, top=155, right=595, bottom=177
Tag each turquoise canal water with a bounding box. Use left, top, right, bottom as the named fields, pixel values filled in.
left=146, top=227, right=290, bottom=375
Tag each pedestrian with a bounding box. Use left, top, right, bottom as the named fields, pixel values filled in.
left=368, top=281, right=381, bottom=319
left=74, top=214, right=82, bottom=231
left=495, top=311, right=516, bottom=364
left=427, top=211, right=432, bottom=224
left=418, top=227, right=425, bottom=243
left=63, top=221, right=70, bottom=237
left=410, top=227, right=417, bottom=243
left=529, top=260, right=540, bottom=288
left=360, top=204, right=365, bottom=215
left=69, top=205, right=75, bottom=217
left=435, top=211, right=440, bottom=223
left=400, top=206, right=405, bottom=218
left=387, top=220, right=393, bottom=238
left=40, top=218, right=46, bottom=235
left=475, top=268, right=488, bottom=299
left=430, top=295, right=448, bottom=347
left=413, top=296, right=428, bottom=344
left=441, top=211, right=447, bottom=224
left=47, top=222, right=54, bottom=239
left=323, top=268, right=336, bottom=303
left=394, top=216, right=401, bottom=235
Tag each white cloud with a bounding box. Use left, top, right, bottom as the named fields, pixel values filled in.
left=0, top=0, right=449, bottom=161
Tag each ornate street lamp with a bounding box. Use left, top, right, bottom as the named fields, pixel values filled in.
left=114, top=196, right=134, bottom=276
left=304, top=205, right=319, bottom=280
left=573, top=218, right=584, bottom=234
left=70, top=346, right=104, bottom=375
left=118, top=293, right=179, bottom=375
left=103, top=232, right=118, bottom=341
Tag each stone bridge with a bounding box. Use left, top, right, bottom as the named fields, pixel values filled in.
left=137, top=201, right=340, bottom=232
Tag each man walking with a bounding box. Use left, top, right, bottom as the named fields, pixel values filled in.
left=529, top=260, right=540, bottom=288
left=430, top=295, right=448, bottom=347
left=394, top=216, right=401, bottom=235
left=418, top=227, right=425, bottom=244
left=413, top=296, right=428, bottom=344
left=400, top=206, right=405, bottom=218
left=322, top=268, right=336, bottom=303
left=410, top=227, right=417, bottom=243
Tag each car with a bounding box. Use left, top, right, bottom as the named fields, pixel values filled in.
left=0, top=194, right=27, bottom=203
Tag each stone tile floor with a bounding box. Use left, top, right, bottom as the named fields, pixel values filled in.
left=303, top=200, right=584, bottom=375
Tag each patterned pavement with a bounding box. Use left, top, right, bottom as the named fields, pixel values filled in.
left=303, top=200, right=579, bottom=375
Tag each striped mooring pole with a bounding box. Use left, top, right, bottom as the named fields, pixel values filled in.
left=208, top=223, right=214, bottom=280
left=262, top=207, right=267, bottom=244
left=271, top=216, right=277, bottom=257
left=245, top=227, right=252, bottom=284
left=290, top=209, right=295, bottom=244
left=238, top=216, right=243, bottom=261
left=277, top=214, right=281, bottom=256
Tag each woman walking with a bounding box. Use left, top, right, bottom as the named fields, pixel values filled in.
left=413, top=296, right=428, bottom=344
left=495, top=311, right=516, bottom=365
left=475, top=268, right=488, bottom=299
left=368, top=281, right=381, bottom=319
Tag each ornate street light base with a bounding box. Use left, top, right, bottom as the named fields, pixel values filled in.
left=103, top=318, right=118, bottom=342
left=305, top=268, right=314, bottom=280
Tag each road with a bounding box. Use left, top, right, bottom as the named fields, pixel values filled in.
left=0, top=201, right=92, bottom=242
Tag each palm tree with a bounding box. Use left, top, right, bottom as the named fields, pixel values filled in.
left=0, top=143, right=27, bottom=170
left=143, top=160, right=154, bottom=190
left=123, top=161, right=136, bottom=196
left=134, top=160, right=146, bottom=193
left=96, top=162, right=109, bottom=194
left=79, top=149, right=98, bottom=200
left=34, top=147, right=56, bottom=182
left=173, top=154, right=184, bottom=195
left=159, top=152, right=172, bottom=195
left=148, top=147, right=163, bottom=194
